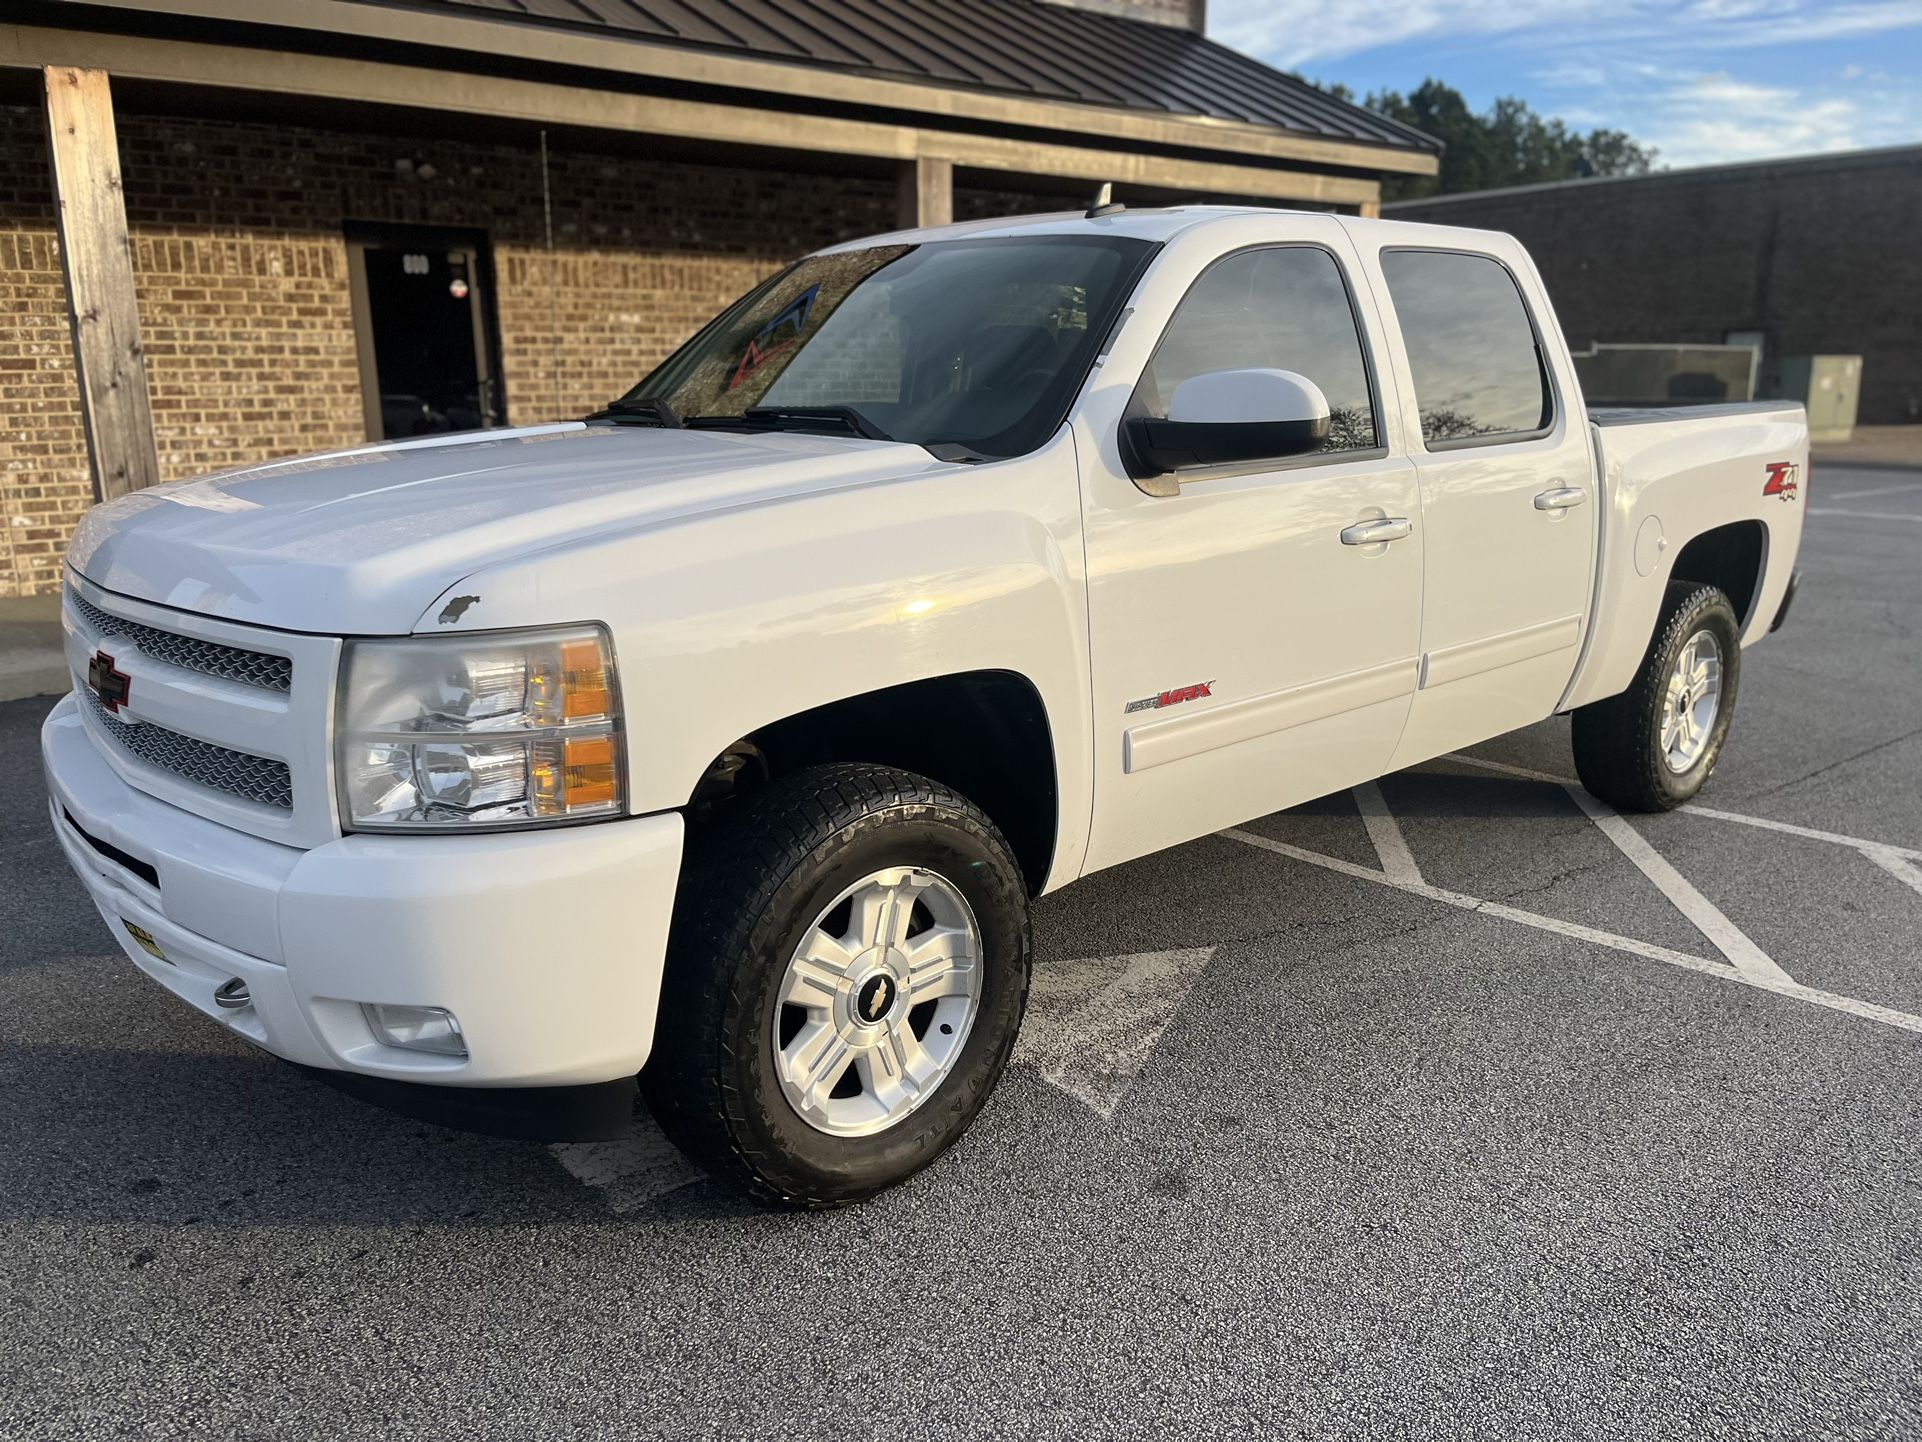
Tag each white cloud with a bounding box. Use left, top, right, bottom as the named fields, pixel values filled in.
left=1631, top=67, right=1922, bottom=163
left=1209, top=0, right=1922, bottom=63
left=1207, top=0, right=1922, bottom=166
left=1210, top=0, right=1606, bottom=67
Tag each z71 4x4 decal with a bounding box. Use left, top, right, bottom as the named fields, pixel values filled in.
left=1763, top=460, right=1800, bottom=501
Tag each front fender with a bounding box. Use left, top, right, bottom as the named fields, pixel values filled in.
left=418, top=427, right=1095, bottom=889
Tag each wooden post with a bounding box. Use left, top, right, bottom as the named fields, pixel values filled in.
left=44, top=66, right=159, bottom=502
left=1357, top=198, right=1382, bottom=219
left=896, top=155, right=953, bottom=230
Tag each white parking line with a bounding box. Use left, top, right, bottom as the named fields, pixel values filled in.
left=1016, top=945, right=1219, bottom=1118
left=551, top=1117, right=704, bottom=1213
left=1440, top=753, right=1922, bottom=862
left=1437, top=753, right=1574, bottom=785
left=1224, top=826, right=1733, bottom=975
left=1822, top=480, right=1922, bottom=503
left=1563, top=784, right=1793, bottom=985
left=1809, top=508, right=1922, bottom=522
left=1683, top=804, right=1922, bottom=863
left=1864, top=848, right=1922, bottom=899
left=1220, top=827, right=1922, bottom=1037
left=1353, top=779, right=1423, bottom=883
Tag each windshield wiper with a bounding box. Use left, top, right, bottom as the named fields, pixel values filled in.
left=585, top=397, right=683, bottom=427
left=736, top=405, right=895, bottom=442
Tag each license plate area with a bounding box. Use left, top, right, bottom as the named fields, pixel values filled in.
left=123, top=920, right=170, bottom=963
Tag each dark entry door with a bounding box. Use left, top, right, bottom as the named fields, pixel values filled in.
left=347, top=227, right=504, bottom=440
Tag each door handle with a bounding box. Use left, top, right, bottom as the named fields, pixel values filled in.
left=1534, top=486, right=1587, bottom=511
left=1339, top=517, right=1412, bottom=546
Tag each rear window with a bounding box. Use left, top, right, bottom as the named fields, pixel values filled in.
left=1381, top=250, right=1551, bottom=446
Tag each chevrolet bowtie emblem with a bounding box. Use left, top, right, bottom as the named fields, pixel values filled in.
left=87, top=650, right=132, bottom=714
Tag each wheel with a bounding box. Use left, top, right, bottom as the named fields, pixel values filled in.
left=642, top=763, right=1033, bottom=1207
left=1571, top=581, right=1742, bottom=812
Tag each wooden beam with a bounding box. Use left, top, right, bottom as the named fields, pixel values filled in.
left=1, top=27, right=1405, bottom=205
left=897, top=156, right=953, bottom=230
left=50, top=0, right=1442, bottom=177
left=42, top=66, right=158, bottom=503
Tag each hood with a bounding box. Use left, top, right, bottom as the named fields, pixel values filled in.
left=67, top=423, right=943, bottom=634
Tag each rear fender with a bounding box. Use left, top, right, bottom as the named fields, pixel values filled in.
left=1561, top=406, right=1806, bottom=710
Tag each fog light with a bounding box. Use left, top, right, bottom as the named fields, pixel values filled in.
left=363, top=1003, right=467, bottom=1057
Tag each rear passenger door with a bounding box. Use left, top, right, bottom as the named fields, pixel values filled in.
left=1078, top=230, right=1424, bottom=874
left=1363, top=242, right=1598, bottom=768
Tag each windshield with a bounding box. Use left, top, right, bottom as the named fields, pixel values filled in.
left=613, top=235, right=1156, bottom=460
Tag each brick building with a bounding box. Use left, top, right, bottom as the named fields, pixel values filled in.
left=0, top=0, right=1438, bottom=597
left=1387, top=145, right=1922, bottom=428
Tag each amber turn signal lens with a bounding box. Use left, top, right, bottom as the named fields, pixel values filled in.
left=561, top=639, right=611, bottom=720
left=561, top=735, right=619, bottom=808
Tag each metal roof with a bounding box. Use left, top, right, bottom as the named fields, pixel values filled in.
left=405, top=0, right=1440, bottom=155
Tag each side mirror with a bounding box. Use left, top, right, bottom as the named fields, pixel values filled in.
left=1122, top=368, right=1332, bottom=481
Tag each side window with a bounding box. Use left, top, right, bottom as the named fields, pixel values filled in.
left=1380, top=250, right=1551, bottom=445
left=1139, top=246, right=1379, bottom=454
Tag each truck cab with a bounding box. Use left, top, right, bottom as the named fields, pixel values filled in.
left=44, top=206, right=1806, bottom=1205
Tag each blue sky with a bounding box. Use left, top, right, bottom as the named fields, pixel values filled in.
left=1210, top=0, right=1922, bottom=168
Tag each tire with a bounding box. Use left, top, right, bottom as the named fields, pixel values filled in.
left=642, top=763, right=1032, bottom=1207
left=1572, top=581, right=1742, bottom=813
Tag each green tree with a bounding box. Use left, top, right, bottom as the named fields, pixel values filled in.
left=1294, top=76, right=1658, bottom=200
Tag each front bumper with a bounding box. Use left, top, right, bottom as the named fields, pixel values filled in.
left=42, top=695, right=683, bottom=1135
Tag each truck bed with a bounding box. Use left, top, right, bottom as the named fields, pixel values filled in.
left=1562, top=399, right=1807, bottom=712
left=1590, top=401, right=1802, bottom=427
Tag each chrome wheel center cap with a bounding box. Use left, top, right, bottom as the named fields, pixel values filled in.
left=853, top=958, right=903, bottom=1026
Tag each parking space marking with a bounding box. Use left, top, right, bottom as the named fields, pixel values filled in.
left=1863, top=848, right=1922, bottom=899
left=1809, top=508, right=1922, bottom=522
left=1822, top=480, right=1922, bottom=503
left=551, top=1118, right=705, bottom=1213
left=1683, top=805, right=1922, bottom=862
left=1224, top=825, right=1733, bottom=976
left=1354, top=779, right=1423, bottom=883
left=1563, top=784, right=1793, bottom=985
left=1221, top=826, right=1922, bottom=1037
left=1443, top=752, right=1922, bottom=862
left=549, top=750, right=1916, bottom=1208
left=1016, top=946, right=1219, bottom=1118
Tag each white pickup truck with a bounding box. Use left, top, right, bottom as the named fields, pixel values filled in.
left=44, top=206, right=1805, bottom=1205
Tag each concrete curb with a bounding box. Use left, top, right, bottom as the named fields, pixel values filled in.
left=1, top=594, right=67, bottom=703
left=0, top=668, right=68, bottom=704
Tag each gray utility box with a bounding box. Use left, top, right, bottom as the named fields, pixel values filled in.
left=1772, top=355, right=1862, bottom=443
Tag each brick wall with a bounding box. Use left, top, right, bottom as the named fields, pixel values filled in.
left=0, top=106, right=914, bottom=595
left=0, top=108, right=89, bottom=598
left=1388, top=148, right=1922, bottom=426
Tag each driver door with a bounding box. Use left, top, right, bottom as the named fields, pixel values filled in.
left=1078, top=234, right=1424, bottom=873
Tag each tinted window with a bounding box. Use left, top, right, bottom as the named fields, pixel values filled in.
left=624, top=236, right=1153, bottom=460
left=1139, top=246, right=1378, bottom=454
left=1380, top=250, right=1551, bottom=444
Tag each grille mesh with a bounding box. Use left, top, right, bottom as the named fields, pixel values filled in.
left=81, top=686, right=294, bottom=810
left=68, top=590, right=292, bottom=693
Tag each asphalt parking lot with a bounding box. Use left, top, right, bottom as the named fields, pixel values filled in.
left=2, top=463, right=1918, bottom=1440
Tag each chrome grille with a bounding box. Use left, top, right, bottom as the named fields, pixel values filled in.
left=81, top=686, right=294, bottom=810
left=68, top=589, right=292, bottom=693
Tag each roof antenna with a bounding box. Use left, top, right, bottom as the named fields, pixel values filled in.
left=1086, top=182, right=1125, bottom=219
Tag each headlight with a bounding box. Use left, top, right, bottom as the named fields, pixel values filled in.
left=336, top=625, right=623, bottom=831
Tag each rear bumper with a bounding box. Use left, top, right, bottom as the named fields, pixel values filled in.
left=42, top=694, right=683, bottom=1131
